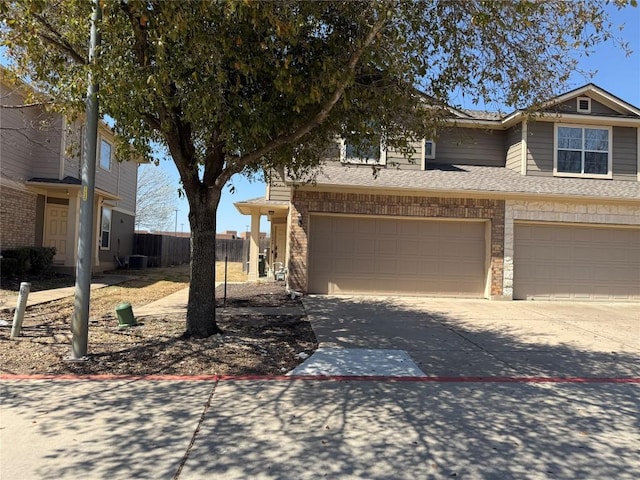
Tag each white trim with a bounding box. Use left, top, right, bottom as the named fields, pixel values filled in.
left=577, top=96, right=591, bottom=113
left=553, top=124, right=613, bottom=179
left=339, top=138, right=387, bottom=165
left=521, top=120, right=528, bottom=175
left=421, top=138, right=426, bottom=170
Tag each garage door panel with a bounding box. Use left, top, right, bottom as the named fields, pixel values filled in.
left=309, top=215, right=486, bottom=296
left=514, top=223, right=640, bottom=301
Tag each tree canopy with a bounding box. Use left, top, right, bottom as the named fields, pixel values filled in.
left=1, top=0, right=634, bottom=337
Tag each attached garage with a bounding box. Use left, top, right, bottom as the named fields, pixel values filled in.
left=307, top=215, right=488, bottom=296
left=513, top=223, right=640, bottom=301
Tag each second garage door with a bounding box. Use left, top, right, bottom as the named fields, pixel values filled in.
left=308, top=215, right=487, bottom=296
left=514, top=223, right=640, bottom=301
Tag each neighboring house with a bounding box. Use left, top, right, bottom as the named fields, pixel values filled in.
left=236, top=84, right=640, bottom=301
left=1, top=74, right=140, bottom=274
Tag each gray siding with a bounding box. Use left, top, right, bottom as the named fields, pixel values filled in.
left=435, top=128, right=505, bottom=167
left=63, top=121, right=83, bottom=179
left=505, top=124, right=522, bottom=173
left=0, top=81, right=62, bottom=182
left=268, top=182, right=291, bottom=201
left=526, top=121, right=554, bottom=176
left=99, top=210, right=135, bottom=265
left=612, top=126, right=638, bottom=181
left=549, top=98, right=620, bottom=116
left=386, top=140, right=423, bottom=170
left=116, top=160, right=138, bottom=212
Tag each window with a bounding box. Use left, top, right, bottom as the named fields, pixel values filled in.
left=555, top=125, right=611, bottom=178
left=340, top=137, right=386, bottom=165
left=424, top=140, right=436, bottom=160
left=100, top=206, right=112, bottom=250
left=99, top=139, right=112, bottom=171
left=577, top=96, right=591, bottom=113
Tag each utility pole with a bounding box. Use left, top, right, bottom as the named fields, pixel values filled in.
left=70, top=0, right=101, bottom=359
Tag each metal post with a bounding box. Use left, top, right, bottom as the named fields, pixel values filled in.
left=71, top=0, right=101, bottom=359
left=223, top=255, right=228, bottom=307
left=10, top=282, right=31, bottom=338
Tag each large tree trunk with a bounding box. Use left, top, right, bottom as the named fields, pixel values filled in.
left=184, top=188, right=222, bottom=338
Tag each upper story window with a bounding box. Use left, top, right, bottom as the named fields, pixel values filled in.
left=340, top=137, right=386, bottom=165
left=99, top=138, right=112, bottom=171
left=554, top=125, right=612, bottom=179
left=424, top=140, right=436, bottom=160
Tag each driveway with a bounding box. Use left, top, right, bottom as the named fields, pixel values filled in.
left=296, top=296, right=640, bottom=378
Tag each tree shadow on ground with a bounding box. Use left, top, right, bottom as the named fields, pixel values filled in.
left=1, top=297, right=638, bottom=479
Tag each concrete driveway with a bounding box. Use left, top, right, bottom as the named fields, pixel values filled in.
left=296, top=296, right=640, bottom=378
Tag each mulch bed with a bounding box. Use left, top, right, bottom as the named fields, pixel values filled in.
left=0, top=282, right=317, bottom=376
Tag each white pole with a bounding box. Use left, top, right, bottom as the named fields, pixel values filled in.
left=10, top=282, right=31, bottom=338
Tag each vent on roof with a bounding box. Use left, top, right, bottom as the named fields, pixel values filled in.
left=577, top=96, right=591, bottom=113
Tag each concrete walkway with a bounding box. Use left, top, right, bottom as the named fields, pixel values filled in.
left=0, top=275, right=136, bottom=312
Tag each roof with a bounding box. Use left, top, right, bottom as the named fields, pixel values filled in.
left=296, top=164, right=640, bottom=201
left=234, top=197, right=290, bottom=215
left=28, top=176, right=81, bottom=185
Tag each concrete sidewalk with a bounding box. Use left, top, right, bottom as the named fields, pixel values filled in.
left=1, top=377, right=638, bottom=479
left=0, top=275, right=136, bottom=312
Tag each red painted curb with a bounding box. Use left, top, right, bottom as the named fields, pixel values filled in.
left=1, top=374, right=638, bottom=383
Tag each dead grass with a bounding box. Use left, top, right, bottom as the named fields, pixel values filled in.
left=0, top=266, right=315, bottom=376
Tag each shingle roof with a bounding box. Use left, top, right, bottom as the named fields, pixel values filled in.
left=28, top=176, right=81, bottom=185
left=300, top=164, right=640, bottom=200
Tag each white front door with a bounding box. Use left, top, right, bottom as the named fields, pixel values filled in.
left=45, top=204, right=69, bottom=262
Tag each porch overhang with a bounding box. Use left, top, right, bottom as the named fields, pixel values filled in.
left=234, top=197, right=289, bottom=217
left=25, top=177, right=121, bottom=201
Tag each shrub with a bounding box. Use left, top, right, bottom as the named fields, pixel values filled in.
left=0, top=247, right=56, bottom=277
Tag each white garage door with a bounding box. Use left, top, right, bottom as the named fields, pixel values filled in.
left=308, top=215, right=487, bottom=296
left=514, top=223, right=640, bottom=301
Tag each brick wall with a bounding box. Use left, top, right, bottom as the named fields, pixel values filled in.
left=289, top=190, right=505, bottom=296
left=0, top=186, right=37, bottom=249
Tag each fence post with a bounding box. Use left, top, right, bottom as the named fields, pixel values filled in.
left=11, top=282, right=31, bottom=338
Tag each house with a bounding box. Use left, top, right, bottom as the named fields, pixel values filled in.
left=1, top=73, right=140, bottom=274
left=236, top=84, right=640, bottom=301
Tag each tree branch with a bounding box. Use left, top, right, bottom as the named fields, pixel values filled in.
left=215, top=6, right=392, bottom=187
left=33, top=14, right=87, bottom=64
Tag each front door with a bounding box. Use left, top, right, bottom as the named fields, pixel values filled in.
left=45, top=204, right=68, bottom=262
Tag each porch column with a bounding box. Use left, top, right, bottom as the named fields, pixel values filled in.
left=248, top=210, right=261, bottom=281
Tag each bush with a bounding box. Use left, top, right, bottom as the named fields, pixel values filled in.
left=1, top=247, right=56, bottom=277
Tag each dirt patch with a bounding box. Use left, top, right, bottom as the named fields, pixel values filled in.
left=0, top=277, right=317, bottom=376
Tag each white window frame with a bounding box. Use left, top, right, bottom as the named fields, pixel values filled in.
left=99, top=138, right=112, bottom=171
left=553, top=124, right=612, bottom=179
left=100, top=206, right=112, bottom=250
left=339, top=137, right=387, bottom=165
left=577, top=96, right=591, bottom=113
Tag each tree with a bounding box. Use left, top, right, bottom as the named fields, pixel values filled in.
left=135, top=164, right=178, bottom=232
left=1, top=0, right=633, bottom=338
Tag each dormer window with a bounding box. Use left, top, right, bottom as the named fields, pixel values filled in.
left=424, top=140, right=436, bottom=160
left=577, top=96, right=591, bottom=113
left=554, top=124, right=612, bottom=179
left=340, top=137, right=386, bottom=165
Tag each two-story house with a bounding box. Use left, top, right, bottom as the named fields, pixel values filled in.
left=1, top=73, right=140, bottom=274
left=236, top=84, right=640, bottom=301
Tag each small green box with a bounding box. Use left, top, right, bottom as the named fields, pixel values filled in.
left=115, top=303, right=137, bottom=327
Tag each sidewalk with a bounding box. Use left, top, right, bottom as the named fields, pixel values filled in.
left=0, top=275, right=136, bottom=312
left=1, top=377, right=638, bottom=479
